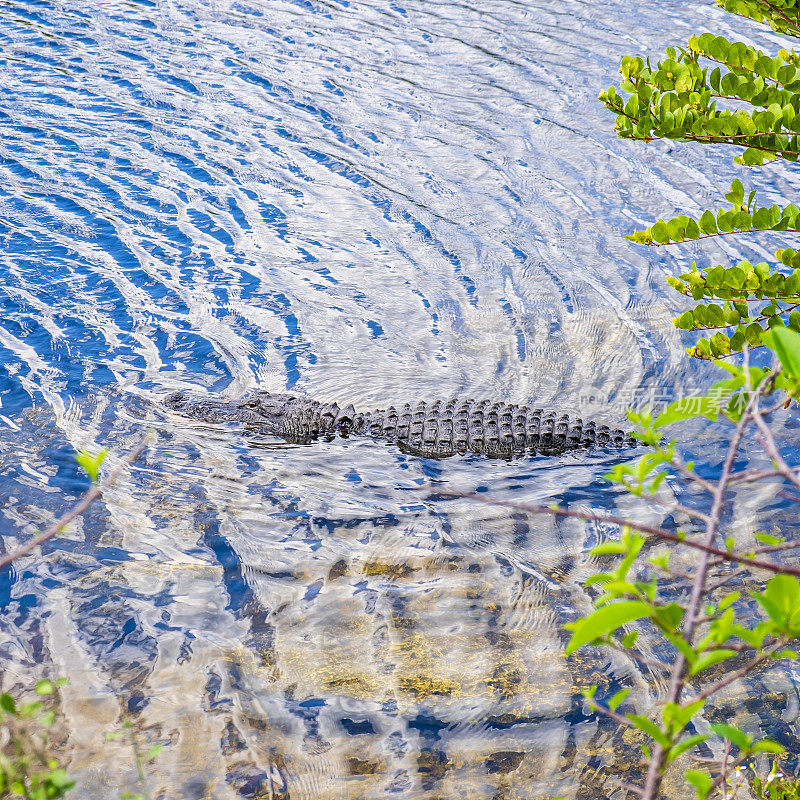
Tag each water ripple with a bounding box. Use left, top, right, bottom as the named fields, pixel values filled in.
left=1, top=0, right=798, bottom=797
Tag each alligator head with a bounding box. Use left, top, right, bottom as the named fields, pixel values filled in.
left=165, top=390, right=297, bottom=432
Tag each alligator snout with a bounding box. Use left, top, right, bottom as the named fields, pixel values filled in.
left=165, top=390, right=286, bottom=427
left=164, top=391, right=243, bottom=424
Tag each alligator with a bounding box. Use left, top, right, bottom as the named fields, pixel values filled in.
left=165, top=390, right=638, bottom=459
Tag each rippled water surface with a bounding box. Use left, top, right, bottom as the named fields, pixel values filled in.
left=1, top=0, right=799, bottom=797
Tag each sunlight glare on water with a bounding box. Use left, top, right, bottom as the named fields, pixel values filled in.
left=0, top=0, right=798, bottom=797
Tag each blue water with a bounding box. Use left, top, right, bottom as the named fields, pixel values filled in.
left=1, top=0, right=798, bottom=797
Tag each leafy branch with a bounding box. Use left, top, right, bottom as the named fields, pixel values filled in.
left=0, top=438, right=147, bottom=571
left=421, top=330, right=800, bottom=800
left=601, top=12, right=800, bottom=359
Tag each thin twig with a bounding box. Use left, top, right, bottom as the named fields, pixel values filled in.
left=752, top=401, right=800, bottom=491
left=728, top=468, right=782, bottom=486
left=670, top=456, right=716, bottom=495
left=128, top=724, right=154, bottom=800
left=759, top=397, right=793, bottom=417
left=587, top=699, right=635, bottom=729
left=709, top=538, right=800, bottom=567
left=666, top=567, right=709, bottom=583
left=682, top=303, right=800, bottom=331
left=704, top=569, right=746, bottom=594
left=703, top=641, right=755, bottom=653
left=609, top=781, right=645, bottom=797
left=753, top=539, right=800, bottom=555
left=643, top=494, right=710, bottom=523
left=722, top=739, right=731, bottom=800
left=692, top=640, right=785, bottom=703
left=0, top=437, right=148, bottom=571
left=416, top=489, right=800, bottom=577
left=607, top=641, right=673, bottom=673
left=641, top=368, right=760, bottom=800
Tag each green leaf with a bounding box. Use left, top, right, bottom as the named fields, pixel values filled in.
left=717, top=210, right=734, bottom=233
left=726, top=179, right=745, bottom=206
left=755, top=55, right=775, bottom=78
left=752, top=207, right=774, bottom=230
left=710, top=331, right=732, bottom=357
left=621, top=630, right=639, bottom=647
left=0, top=694, right=16, bottom=715
left=690, top=649, right=737, bottom=675
left=667, top=217, right=687, bottom=242
left=75, top=448, right=108, bottom=484
left=652, top=219, right=670, bottom=244
left=627, top=714, right=670, bottom=747
left=719, top=591, right=740, bottom=611
left=733, top=210, right=752, bottom=230
left=19, top=700, right=43, bottom=718
left=741, top=147, right=768, bottom=166
left=755, top=574, right=800, bottom=631
left=662, top=628, right=698, bottom=664
left=699, top=210, right=718, bottom=234
left=35, top=679, right=55, bottom=696
left=667, top=734, right=708, bottom=764
left=709, top=723, right=752, bottom=750
left=708, top=265, right=725, bottom=286
left=686, top=770, right=713, bottom=800
left=745, top=322, right=763, bottom=346
left=590, top=541, right=629, bottom=555
left=615, top=532, right=645, bottom=581
left=146, top=744, right=163, bottom=762
left=46, top=769, right=75, bottom=791
left=565, top=601, right=653, bottom=656
left=766, top=326, right=800, bottom=379
left=706, top=303, right=726, bottom=326
left=754, top=532, right=784, bottom=546
left=751, top=739, right=785, bottom=754
left=584, top=572, right=614, bottom=587
left=653, top=602, right=684, bottom=631
left=663, top=699, right=705, bottom=734
left=724, top=267, right=746, bottom=290
left=608, top=688, right=630, bottom=712
left=732, top=623, right=767, bottom=648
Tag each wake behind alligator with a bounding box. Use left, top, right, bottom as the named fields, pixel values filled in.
left=165, top=391, right=638, bottom=459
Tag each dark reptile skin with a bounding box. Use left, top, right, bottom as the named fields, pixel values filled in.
left=194, top=393, right=638, bottom=459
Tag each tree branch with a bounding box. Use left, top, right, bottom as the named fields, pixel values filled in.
left=692, top=640, right=785, bottom=703
left=0, top=438, right=148, bottom=571
left=751, top=402, right=800, bottom=492
left=416, top=488, right=800, bottom=577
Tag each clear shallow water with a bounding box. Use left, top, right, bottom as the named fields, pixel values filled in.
left=0, top=0, right=799, bottom=797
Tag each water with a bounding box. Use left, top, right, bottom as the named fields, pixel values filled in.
left=0, top=0, right=798, bottom=797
